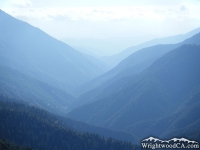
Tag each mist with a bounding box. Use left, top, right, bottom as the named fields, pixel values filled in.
left=0, top=0, right=200, bottom=149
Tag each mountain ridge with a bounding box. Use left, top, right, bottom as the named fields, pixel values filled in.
left=68, top=44, right=200, bottom=142
left=0, top=65, right=75, bottom=114
left=71, top=31, right=200, bottom=110
left=0, top=99, right=139, bottom=150
left=101, top=27, right=200, bottom=67
left=0, top=9, right=107, bottom=91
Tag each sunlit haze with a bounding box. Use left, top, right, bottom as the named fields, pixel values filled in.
left=1, top=0, right=200, bottom=56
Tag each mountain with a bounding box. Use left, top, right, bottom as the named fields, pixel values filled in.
left=127, top=85, right=200, bottom=141
left=102, top=27, right=200, bottom=67
left=71, top=32, right=200, bottom=109
left=111, top=31, right=200, bottom=81
left=0, top=65, right=75, bottom=114
left=0, top=9, right=107, bottom=91
left=0, top=95, right=137, bottom=143
left=78, top=51, right=109, bottom=71
left=141, top=84, right=200, bottom=140
left=68, top=44, right=200, bottom=142
left=62, top=37, right=138, bottom=57
left=0, top=98, right=139, bottom=150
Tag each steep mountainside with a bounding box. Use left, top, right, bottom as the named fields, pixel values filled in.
left=0, top=65, right=75, bottom=114
left=71, top=32, right=200, bottom=110
left=126, top=85, right=200, bottom=140
left=0, top=98, right=139, bottom=150
left=68, top=45, right=200, bottom=141
left=0, top=9, right=106, bottom=91
left=0, top=95, right=137, bottom=143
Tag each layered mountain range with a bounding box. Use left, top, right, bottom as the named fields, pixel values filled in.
left=0, top=9, right=108, bottom=114
left=68, top=44, right=200, bottom=142
left=102, top=27, right=200, bottom=67
left=71, top=32, right=200, bottom=110
left=0, top=9, right=107, bottom=91
left=0, top=9, right=200, bottom=148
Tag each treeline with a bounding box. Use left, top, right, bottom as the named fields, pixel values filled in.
left=0, top=94, right=136, bottom=143
left=0, top=138, right=32, bottom=150
left=0, top=96, right=140, bottom=150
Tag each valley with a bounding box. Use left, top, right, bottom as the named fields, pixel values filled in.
left=0, top=4, right=200, bottom=149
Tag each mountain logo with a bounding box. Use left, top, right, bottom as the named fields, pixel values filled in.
left=142, top=136, right=199, bottom=144
left=141, top=137, right=199, bottom=149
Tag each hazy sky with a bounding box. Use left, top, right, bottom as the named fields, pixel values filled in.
left=1, top=0, right=200, bottom=55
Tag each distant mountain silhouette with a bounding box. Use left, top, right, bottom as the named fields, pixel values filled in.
left=0, top=9, right=107, bottom=91
left=71, top=32, right=200, bottom=110
left=68, top=44, right=200, bottom=142
left=102, top=27, right=200, bottom=67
